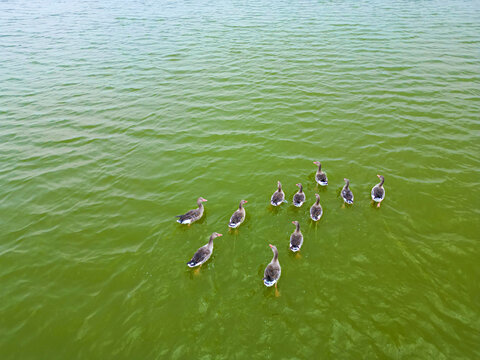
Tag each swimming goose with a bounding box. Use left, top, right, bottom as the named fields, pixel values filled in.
left=228, top=200, right=247, bottom=228
left=270, top=181, right=285, bottom=206
left=371, top=174, right=385, bottom=207
left=176, top=197, right=207, bottom=224
left=187, top=232, right=222, bottom=268
left=263, top=244, right=281, bottom=287
left=292, top=183, right=305, bottom=207
left=290, top=221, right=303, bottom=252
left=310, top=193, right=323, bottom=221
left=313, top=161, right=328, bottom=186
left=341, top=178, right=354, bottom=204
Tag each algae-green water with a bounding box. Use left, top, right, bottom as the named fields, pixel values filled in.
left=1, top=0, right=479, bottom=358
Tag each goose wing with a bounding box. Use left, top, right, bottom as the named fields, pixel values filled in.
left=293, top=192, right=305, bottom=206
left=371, top=186, right=385, bottom=201
left=229, top=209, right=244, bottom=226
left=316, top=172, right=328, bottom=184
left=310, top=205, right=323, bottom=220
left=176, top=208, right=201, bottom=223
left=188, top=245, right=211, bottom=267
left=341, top=188, right=354, bottom=203
left=290, top=232, right=303, bottom=248
left=271, top=191, right=284, bottom=205
left=264, top=263, right=281, bottom=282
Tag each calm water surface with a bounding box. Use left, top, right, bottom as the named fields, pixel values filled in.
left=1, top=0, right=479, bottom=358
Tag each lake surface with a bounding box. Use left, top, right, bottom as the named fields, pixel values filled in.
left=1, top=0, right=479, bottom=358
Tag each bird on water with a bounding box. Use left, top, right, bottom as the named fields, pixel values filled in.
left=187, top=232, right=222, bottom=268
left=289, top=221, right=303, bottom=252
left=176, top=197, right=207, bottom=225
left=371, top=174, right=386, bottom=207
left=271, top=181, right=286, bottom=206
left=341, top=178, right=354, bottom=205
left=310, top=193, right=323, bottom=221
left=263, top=244, right=281, bottom=289
left=228, top=200, right=248, bottom=228
left=292, top=183, right=305, bottom=207
left=313, top=161, right=328, bottom=186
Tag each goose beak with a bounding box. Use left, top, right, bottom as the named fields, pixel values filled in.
left=269, top=244, right=273, bottom=248
left=217, top=233, right=223, bottom=237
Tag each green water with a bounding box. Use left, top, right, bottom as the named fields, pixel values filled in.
left=1, top=0, right=480, bottom=358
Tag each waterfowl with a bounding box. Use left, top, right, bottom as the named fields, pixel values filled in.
left=187, top=232, right=222, bottom=268
left=290, top=221, right=303, bottom=252
left=341, top=178, right=354, bottom=204
left=292, top=183, right=305, bottom=207
left=310, top=193, right=323, bottom=221
left=270, top=181, right=285, bottom=206
left=176, top=197, right=207, bottom=224
left=263, top=244, right=281, bottom=287
left=228, top=200, right=247, bottom=228
left=371, top=174, right=386, bottom=207
left=313, top=161, right=328, bottom=186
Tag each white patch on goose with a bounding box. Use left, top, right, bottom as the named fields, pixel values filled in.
left=371, top=188, right=385, bottom=202
left=263, top=280, right=276, bottom=287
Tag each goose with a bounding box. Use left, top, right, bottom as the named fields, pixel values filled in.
left=292, top=183, right=305, bottom=207
left=290, top=221, right=303, bottom=252
left=187, top=232, right=222, bottom=268
left=263, top=244, right=281, bottom=288
left=341, top=178, right=354, bottom=204
left=310, top=193, right=323, bottom=221
left=313, top=161, right=328, bottom=186
left=228, top=200, right=247, bottom=228
left=371, top=174, right=385, bottom=207
left=271, top=181, right=286, bottom=206
left=176, top=197, right=207, bottom=224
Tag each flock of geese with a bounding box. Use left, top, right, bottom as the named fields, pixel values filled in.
left=176, top=161, right=386, bottom=290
